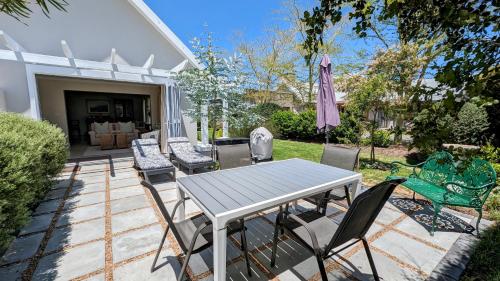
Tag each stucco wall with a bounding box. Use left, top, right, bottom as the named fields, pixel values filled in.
left=36, top=76, right=161, bottom=136
left=0, top=0, right=185, bottom=69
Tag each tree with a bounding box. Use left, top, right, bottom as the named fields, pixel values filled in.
left=1, top=0, right=67, bottom=19
left=345, top=74, right=393, bottom=162
left=238, top=28, right=297, bottom=104
left=453, top=102, right=490, bottom=145
left=302, top=0, right=499, bottom=102
left=175, top=32, right=260, bottom=151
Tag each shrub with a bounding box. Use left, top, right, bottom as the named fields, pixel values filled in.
left=254, top=103, right=282, bottom=120
left=0, top=113, right=68, bottom=252
left=361, top=129, right=392, bottom=147
left=295, top=110, right=318, bottom=140
left=453, top=102, right=489, bottom=145
left=328, top=109, right=362, bottom=144
left=271, top=110, right=298, bottom=139
left=481, top=143, right=500, bottom=163
left=410, top=102, right=454, bottom=155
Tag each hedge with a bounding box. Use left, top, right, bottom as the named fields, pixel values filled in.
left=0, top=113, right=68, bottom=252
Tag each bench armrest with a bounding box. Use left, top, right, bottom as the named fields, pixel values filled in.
left=390, top=161, right=424, bottom=177
left=287, top=213, right=321, bottom=255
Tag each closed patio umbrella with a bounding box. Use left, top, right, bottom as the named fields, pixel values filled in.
left=316, top=54, right=340, bottom=143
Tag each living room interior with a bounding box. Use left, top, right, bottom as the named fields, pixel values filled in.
left=36, top=75, right=162, bottom=159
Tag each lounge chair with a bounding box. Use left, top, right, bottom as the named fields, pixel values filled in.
left=141, top=180, right=252, bottom=280
left=132, top=139, right=175, bottom=180
left=168, top=142, right=215, bottom=174
left=271, top=179, right=405, bottom=281
left=304, top=145, right=361, bottom=214
left=217, top=143, right=252, bottom=170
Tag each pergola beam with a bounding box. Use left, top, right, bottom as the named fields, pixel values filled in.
left=170, top=59, right=189, bottom=73
left=0, top=30, right=26, bottom=52
left=60, top=40, right=74, bottom=59
left=143, top=54, right=155, bottom=69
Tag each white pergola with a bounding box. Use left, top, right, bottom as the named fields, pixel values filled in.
left=0, top=30, right=228, bottom=148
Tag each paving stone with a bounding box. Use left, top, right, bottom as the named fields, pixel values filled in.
left=69, top=182, right=106, bottom=196
left=34, top=199, right=62, bottom=214
left=33, top=240, right=105, bottom=281
left=1, top=233, right=44, bottom=264
left=53, top=179, right=72, bottom=189
left=338, top=249, right=424, bottom=281
left=46, top=218, right=105, bottom=252
left=159, top=189, right=178, bottom=202
left=371, top=230, right=446, bottom=274
left=148, top=175, right=177, bottom=191
left=77, top=175, right=106, bottom=185
left=44, top=188, right=67, bottom=200
left=243, top=218, right=276, bottom=251
left=85, top=273, right=105, bottom=281
left=113, top=248, right=182, bottom=281
left=57, top=203, right=104, bottom=226
left=65, top=192, right=105, bottom=208
left=0, top=261, right=28, bottom=281
left=111, top=195, right=150, bottom=214
left=165, top=200, right=202, bottom=219
left=188, top=237, right=243, bottom=275
left=394, top=217, right=462, bottom=249
left=109, top=171, right=137, bottom=181
left=112, top=224, right=165, bottom=263
left=110, top=185, right=145, bottom=200
left=19, top=213, right=54, bottom=235
left=111, top=207, right=158, bottom=234
left=109, top=177, right=141, bottom=189
left=375, top=207, right=402, bottom=225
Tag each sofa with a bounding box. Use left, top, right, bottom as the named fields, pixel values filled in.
left=88, top=121, right=139, bottom=146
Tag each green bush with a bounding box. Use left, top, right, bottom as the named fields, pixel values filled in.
left=481, top=144, right=500, bottom=163
left=0, top=113, right=68, bottom=252
left=410, top=102, right=454, bottom=155
left=295, top=110, right=318, bottom=139
left=271, top=110, right=298, bottom=139
left=254, top=103, right=282, bottom=120
left=328, top=109, right=362, bottom=144
left=361, top=130, right=392, bottom=147
left=453, top=102, right=489, bottom=145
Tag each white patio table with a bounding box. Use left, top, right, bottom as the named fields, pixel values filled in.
left=176, top=158, right=362, bottom=281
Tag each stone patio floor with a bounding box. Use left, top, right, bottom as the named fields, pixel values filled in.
left=0, top=155, right=489, bottom=281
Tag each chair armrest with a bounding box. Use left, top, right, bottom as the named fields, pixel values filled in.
left=287, top=213, right=321, bottom=254
left=171, top=197, right=191, bottom=218
left=188, top=220, right=213, bottom=251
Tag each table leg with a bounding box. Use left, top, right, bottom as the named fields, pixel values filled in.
left=351, top=177, right=363, bottom=199
left=213, top=225, right=227, bottom=281
left=176, top=185, right=185, bottom=221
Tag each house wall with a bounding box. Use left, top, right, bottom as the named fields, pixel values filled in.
left=0, top=0, right=187, bottom=117
left=36, top=76, right=161, bottom=136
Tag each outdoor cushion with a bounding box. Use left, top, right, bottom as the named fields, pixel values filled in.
left=119, top=121, right=134, bottom=133
left=94, top=122, right=109, bottom=134
left=132, top=139, right=174, bottom=170
left=168, top=137, right=190, bottom=144
left=169, top=142, right=213, bottom=164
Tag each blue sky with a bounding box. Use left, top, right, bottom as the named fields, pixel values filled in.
left=144, top=0, right=286, bottom=53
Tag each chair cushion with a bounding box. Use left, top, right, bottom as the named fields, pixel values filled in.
left=175, top=213, right=243, bottom=252
left=168, top=137, right=190, bottom=144
left=94, top=122, right=110, bottom=134
left=132, top=139, right=174, bottom=171
left=169, top=143, right=214, bottom=165
left=285, top=211, right=339, bottom=253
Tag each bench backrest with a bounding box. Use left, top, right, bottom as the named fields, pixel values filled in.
left=449, top=158, right=497, bottom=201
left=418, top=151, right=456, bottom=186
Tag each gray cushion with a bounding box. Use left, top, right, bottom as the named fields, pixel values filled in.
left=168, top=137, right=190, bottom=144
left=132, top=139, right=174, bottom=170
left=169, top=143, right=214, bottom=165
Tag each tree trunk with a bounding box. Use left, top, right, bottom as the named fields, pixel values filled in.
left=370, top=111, right=378, bottom=163
left=211, top=118, right=217, bottom=160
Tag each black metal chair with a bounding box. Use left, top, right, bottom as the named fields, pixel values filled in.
left=217, top=143, right=253, bottom=170
left=271, top=179, right=406, bottom=281
left=304, top=145, right=361, bottom=214
left=141, top=180, right=252, bottom=281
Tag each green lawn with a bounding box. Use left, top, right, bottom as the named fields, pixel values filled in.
left=273, top=139, right=413, bottom=186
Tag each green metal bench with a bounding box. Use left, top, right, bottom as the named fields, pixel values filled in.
left=388, top=151, right=497, bottom=236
